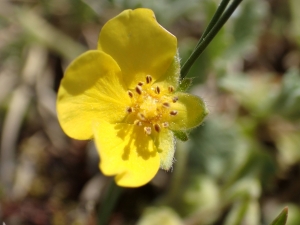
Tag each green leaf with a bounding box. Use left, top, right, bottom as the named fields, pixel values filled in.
left=273, top=68, right=300, bottom=120
left=229, top=0, right=267, bottom=56
left=269, top=207, right=288, bottom=225
left=173, top=130, right=189, bottom=142
left=289, top=0, right=300, bottom=46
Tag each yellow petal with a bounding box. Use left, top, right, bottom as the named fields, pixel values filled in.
left=169, top=93, right=208, bottom=131
left=98, top=8, right=177, bottom=88
left=94, top=121, right=160, bottom=187
left=154, top=129, right=175, bottom=170
left=57, top=50, right=130, bottom=140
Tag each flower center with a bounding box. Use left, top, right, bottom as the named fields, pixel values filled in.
left=124, top=75, right=178, bottom=135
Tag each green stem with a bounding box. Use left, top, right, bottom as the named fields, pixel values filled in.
left=230, top=196, right=251, bottom=225
left=180, top=0, right=243, bottom=79
left=98, top=179, right=123, bottom=225
left=196, top=0, right=230, bottom=48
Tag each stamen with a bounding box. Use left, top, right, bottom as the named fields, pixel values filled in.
left=170, top=110, right=178, bottom=116
left=128, top=90, right=133, bottom=98
left=126, top=107, right=133, bottom=113
left=172, top=96, right=178, bottom=103
left=135, top=86, right=142, bottom=95
left=162, top=122, right=169, bottom=128
left=138, top=81, right=144, bottom=86
left=168, top=86, right=174, bottom=93
left=138, top=113, right=146, bottom=121
left=134, top=120, right=142, bottom=126
left=163, top=102, right=170, bottom=107
left=144, top=127, right=152, bottom=135
left=146, top=75, right=153, bottom=84
left=155, top=86, right=160, bottom=94
left=154, top=124, right=161, bottom=132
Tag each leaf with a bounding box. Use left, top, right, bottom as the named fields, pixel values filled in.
left=273, top=68, right=300, bottom=120
left=269, top=207, right=288, bottom=225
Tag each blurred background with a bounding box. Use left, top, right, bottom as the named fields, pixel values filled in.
left=0, top=0, right=300, bottom=224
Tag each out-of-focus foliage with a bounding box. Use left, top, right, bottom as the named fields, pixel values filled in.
left=0, top=0, right=300, bottom=224
left=269, top=207, right=288, bottom=225
left=137, top=207, right=184, bottom=225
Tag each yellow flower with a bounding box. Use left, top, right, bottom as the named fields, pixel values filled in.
left=57, top=8, right=208, bottom=187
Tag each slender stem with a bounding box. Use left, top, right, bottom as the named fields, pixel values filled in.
left=98, top=179, right=123, bottom=225
left=196, top=0, right=230, bottom=48
left=180, top=0, right=243, bottom=79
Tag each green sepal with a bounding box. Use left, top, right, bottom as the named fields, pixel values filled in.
left=177, top=78, right=193, bottom=92
left=173, top=130, right=189, bottom=142
left=269, top=207, right=288, bottom=225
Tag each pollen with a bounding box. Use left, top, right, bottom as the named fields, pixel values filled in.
left=146, top=75, right=153, bottom=84
left=135, top=86, right=142, bottom=95
left=172, top=96, right=178, bottom=103
left=168, top=86, right=174, bottom=93
left=124, top=77, right=179, bottom=135
left=144, top=127, right=152, bottom=135
left=162, top=122, right=169, bottom=128
left=138, top=113, right=146, bottom=121
left=170, top=110, right=178, bottom=116
left=134, top=120, right=142, bottom=126
left=155, top=86, right=160, bottom=94
left=128, top=90, right=133, bottom=98
left=154, top=124, right=161, bottom=132
left=126, top=107, right=133, bottom=113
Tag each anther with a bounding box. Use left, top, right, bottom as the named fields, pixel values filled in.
left=138, top=81, right=144, bottom=86
left=135, top=86, right=142, bottom=95
left=146, top=75, right=153, bottom=84
left=162, top=122, right=169, bottom=128
left=138, top=113, right=146, bottom=121
left=172, top=96, right=178, bottom=103
left=134, top=120, right=142, bottom=126
left=168, top=86, right=174, bottom=93
left=144, top=127, right=152, bottom=135
left=170, top=110, right=178, bottom=116
left=128, top=90, right=133, bottom=98
left=126, top=107, right=133, bottom=113
left=154, top=124, right=161, bottom=133
left=163, top=102, right=170, bottom=107
left=155, top=86, right=160, bottom=94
